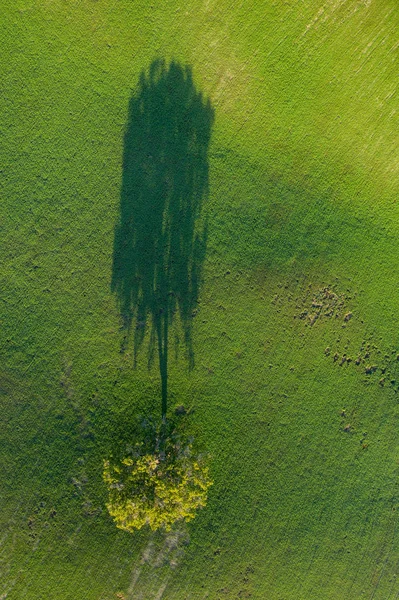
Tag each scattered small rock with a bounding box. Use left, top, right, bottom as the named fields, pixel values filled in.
left=71, top=477, right=82, bottom=489
left=344, top=312, right=353, bottom=322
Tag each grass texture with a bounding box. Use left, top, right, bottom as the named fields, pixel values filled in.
left=2, top=1, right=399, bottom=598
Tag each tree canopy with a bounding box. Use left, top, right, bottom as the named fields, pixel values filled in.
left=103, top=426, right=212, bottom=532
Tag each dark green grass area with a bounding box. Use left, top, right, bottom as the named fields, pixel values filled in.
left=112, top=58, right=213, bottom=414
left=3, top=1, right=399, bottom=599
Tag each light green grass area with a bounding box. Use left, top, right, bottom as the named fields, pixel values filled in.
left=2, top=1, right=399, bottom=598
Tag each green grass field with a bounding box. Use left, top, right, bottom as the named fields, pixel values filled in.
left=3, top=1, right=399, bottom=598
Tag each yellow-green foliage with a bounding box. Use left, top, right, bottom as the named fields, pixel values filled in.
left=103, top=447, right=212, bottom=532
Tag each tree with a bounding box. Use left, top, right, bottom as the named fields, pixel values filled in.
left=103, top=426, right=212, bottom=532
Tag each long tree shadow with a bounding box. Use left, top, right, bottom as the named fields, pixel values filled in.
left=112, top=59, right=214, bottom=417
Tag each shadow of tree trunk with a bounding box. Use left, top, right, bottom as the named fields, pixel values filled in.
left=112, top=59, right=214, bottom=418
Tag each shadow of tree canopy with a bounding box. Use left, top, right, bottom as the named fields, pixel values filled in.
left=112, top=59, right=214, bottom=417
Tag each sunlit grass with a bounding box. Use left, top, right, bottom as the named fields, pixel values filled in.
left=2, top=1, right=399, bottom=598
